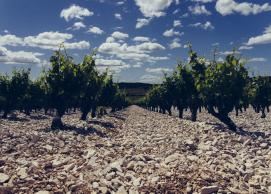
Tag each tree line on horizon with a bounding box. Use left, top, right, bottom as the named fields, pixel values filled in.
left=0, top=45, right=129, bottom=129
left=141, top=46, right=271, bottom=132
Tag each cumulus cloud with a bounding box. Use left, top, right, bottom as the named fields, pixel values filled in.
left=96, top=58, right=130, bottom=73
left=60, top=5, right=93, bottom=21
left=173, top=9, right=180, bottom=14
left=117, top=1, right=125, bottom=5
left=247, top=33, right=271, bottom=45
left=239, top=45, right=253, bottom=50
left=0, top=34, right=24, bottom=46
left=145, top=67, right=172, bottom=74
left=0, top=46, right=43, bottom=65
left=87, top=26, right=104, bottom=35
left=114, top=13, right=122, bottom=20
left=139, top=74, right=162, bottom=83
left=173, top=20, right=182, bottom=27
left=264, top=25, right=271, bottom=33
left=98, top=37, right=167, bottom=63
left=169, top=38, right=182, bottom=49
left=190, top=21, right=214, bottom=30
left=216, top=0, right=271, bottom=16
left=247, top=25, right=271, bottom=45
left=0, top=32, right=90, bottom=50
left=189, top=4, right=211, bottom=15
left=163, top=28, right=183, bottom=37
left=219, top=50, right=240, bottom=55
left=136, top=42, right=165, bottom=51
left=24, top=32, right=90, bottom=50
left=136, top=18, right=151, bottom=29
left=134, top=0, right=179, bottom=18
left=111, top=31, right=129, bottom=40
left=248, top=57, right=267, bottom=62
left=68, top=22, right=86, bottom=30
left=133, top=36, right=150, bottom=42
left=191, top=0, right=214, bottom=3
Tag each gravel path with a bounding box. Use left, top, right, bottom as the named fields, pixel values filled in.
left=0, top=106, right=270, bottom=194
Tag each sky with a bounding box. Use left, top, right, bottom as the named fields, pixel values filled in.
left=0, top=0, right=271, bottom=83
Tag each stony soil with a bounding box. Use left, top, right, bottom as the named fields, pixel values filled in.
left=0, top=106, right=270, bottom=194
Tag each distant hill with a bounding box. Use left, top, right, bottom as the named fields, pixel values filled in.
left=117, top=82, right=153, bottom=103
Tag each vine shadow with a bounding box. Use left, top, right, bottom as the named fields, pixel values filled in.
left=43, top=125, right=108, bottom=138
left=88, top=120, right=115, bottom=129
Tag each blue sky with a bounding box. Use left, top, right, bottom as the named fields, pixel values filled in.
left=0, top=0, right=270, bottom=83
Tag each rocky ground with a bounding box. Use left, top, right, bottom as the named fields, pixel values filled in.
left=0, top=106, right=270, bottom=194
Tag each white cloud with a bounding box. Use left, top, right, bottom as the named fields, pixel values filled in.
left=87, top=26, right=104, bottom=34
left=111, top=31, right=129, bottom=40
left=189, top=4, right=211, bottom=15
left=190, top=21, right=214, bottom=30
left=98, top=38, right=167, bottom=63
left=114, top=13, right=122, bottom=20
left=264, top=25, right=271, bottom=33
left=191, top=0, right=214, bottom=3
left=134, top=0, right=179, bottom=18
left=96, top=58, right=130, bottom=73
left=173, top=9, right=180, bottom=14
left=0, top=34, right=24, bottom=46
left=105, top=37, right=115, bottom=43
left=216, top=0, right=271, bottom=16
left=248, top=57, right=267, bottom=62
left=60, top=5, right=94, bottom=21
left=145, top=67, right=172, bottom=74
left=219, top=50, right=240, bottom=55
left=139, top=74, right=162, bottom=83
left=239, top=45, right=253, bottom=50
left=247, top=25, right=271, bottom=46
left=24, top=31, right=90, bottom=50
left=133, top=36, right=150, bottom=42
left=117, top=1, right=125, bottom=5
left=136, top=42, right=165, bottom=51
left=163, top=28, right=183, bottom=37
left=0, top=46, right=43, bottom=65
left=181, top=13, right=189, bottom=18
left=68, top=22, right=86, bottom=30
left=133, top=63, right=142, bottom=68
left=173, top=20, right=182, bottom=27
left=136, top=18, right=151, bottom=29
left=169, top=38, right=182, bottom=49
left=183, top=44, right=189, bottom=48
left=247, top=33, right=271, bottom=45
left=212, top=42, right=219, bottom=46
left=0, top=32, right=90, bottom=50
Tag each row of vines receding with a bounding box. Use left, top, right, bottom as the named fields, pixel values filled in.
left=141, top=46, right=271, bottom=132
left=0, top=46, right=129, bottom=129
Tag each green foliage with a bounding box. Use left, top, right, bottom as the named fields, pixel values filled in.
left=202, top=53, right=249, bottom=114
left=249, top=76, right=271, bottom=118
left=0, top=69, right=31, bottom=117
left=143, top=47, right=270, bottom=132
left=78, top=54, right=102, bottom=120
left=46, top=49, right=79, bottom=117
left=172, top=63, right=195, bottom=118
left=0, top=45, right=128, bottom=129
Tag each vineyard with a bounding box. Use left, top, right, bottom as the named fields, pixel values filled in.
left=142, top=46, right=271, bottom=134
left=0, top=46, right=128, bottom=129
left=0, top=46, right=271, bottom=193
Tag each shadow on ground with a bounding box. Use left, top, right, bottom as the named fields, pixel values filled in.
left=107, top=113, right=127, bottom=121
left=29, top=115, right=49, bottom=120
left=88, top=120, right=115, bottom=129
left=43, top=125, right=108, bottom=138
left=5, top=116, right=29, bottom=122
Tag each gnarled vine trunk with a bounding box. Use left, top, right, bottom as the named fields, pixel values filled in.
left=208, top=107, right=237, bottom=132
